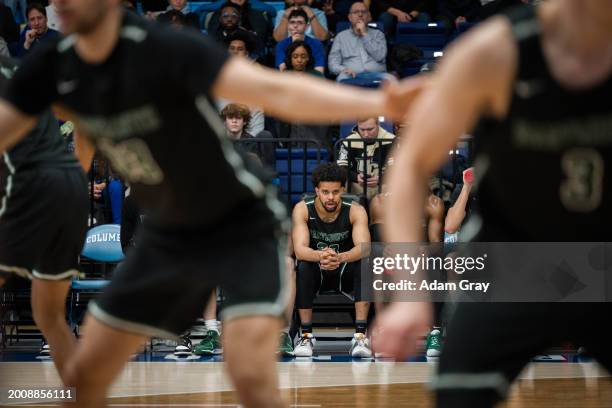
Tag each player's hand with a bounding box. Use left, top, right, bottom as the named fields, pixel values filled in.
left=463, top=167, right=474, bottom=186
left=372, top=302, right=433, bottom=360
left=382, top=75, right=430, bottom=122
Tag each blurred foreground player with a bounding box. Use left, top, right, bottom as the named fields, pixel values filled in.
left=0, top=56, right=88, bottom=382
left=375, top=1, right=612, bottom=407
left=0, top=1, right=424, bottom=407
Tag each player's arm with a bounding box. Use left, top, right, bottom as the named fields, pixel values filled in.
left=74, top=131, right=96, bottom=173
left=426, top=195, right=445, bottom=243
left=291, top=201, right=324, bottom=262
left=339, top=204, right=370, bottom=264
left=373, top=18, right=518, bottom=360
left=445, top=178, right=473, bottom=234
left=383, top=17, right=516, bottom=245
left=212, top=57, right=427, bottom=123
left=0, top=99, right=37, bottom=153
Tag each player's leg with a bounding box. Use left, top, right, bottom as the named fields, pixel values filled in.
left=223, top=316, right=285, bottom=408
left=434, top=302, right=557, bottom=408
left=219, top=224, right=290, bottom=407
left=194, top=291, right=222, bottom=355
left=342, top=260, right=372, bottom=358
left=31, top=279, right=76, bottom=383
left=279, top=256, right=296, bottom=356
left=33, top=167, right=89, bottom=379
left=64, top=224, right=214, bottom=406
left=573, top=303, right=612, bottom=375
left=63, top=315, right=147, bottom=408
left=294, top=261, right=320, bottom=356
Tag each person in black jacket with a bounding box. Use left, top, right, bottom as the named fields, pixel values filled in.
left=0, top=4, right=20, bottom=44
left=377, top=0, right=432, bottom=37
left=157, top=0, right=201, bottom=29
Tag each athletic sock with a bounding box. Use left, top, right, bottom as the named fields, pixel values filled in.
left=355, top=320, right=367, bottom=335
left=301, top=322, right=313, bottom=335
left=205, top=319, right=220, bottom=334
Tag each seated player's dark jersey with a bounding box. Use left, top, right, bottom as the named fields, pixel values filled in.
left=471, top=6, right=612, bottom=241
left=2, top=12, right=272, bottom=228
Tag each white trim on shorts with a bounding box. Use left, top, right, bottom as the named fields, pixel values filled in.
left=88, top=301, right=180, bottom=340
left=429, top=372, right=510, bottom=397
left=0, top=263, right=31, bottom=280
left=0, top=152, right=16, bottom=220
left=32, top=269, right=82, bottom=281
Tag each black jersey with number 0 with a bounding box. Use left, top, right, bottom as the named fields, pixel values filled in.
left=2, top=11, right=272, bottom=228
left=472, top=7, right=612, bottom=241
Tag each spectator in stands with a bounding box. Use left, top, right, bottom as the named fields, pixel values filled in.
left=206, top=0, right=269, bottom=49
left=444, top=167, right=473, bottom=243
left=284, top=40, right=323, bottom=77
left=16, top=3, right=59, bottom=57
left=292, top=163, right=372, bottom=358
left=337, top=117, right=395, bottom=199
left=225, top=29, right=256, bottom=57
left=328, top=2, right=386, bottom=82
left=208, top=2, right=263, bottom=57
left=45, top=0, right=61, bottom=32
left=218, top=33, right=266, bottom=137
left=479, top=0, right=529, bottom=20
left=158, top=9, right=189, bottom=27
left=3, top=0, right=26, bottom=23
left=311, top=0, right=370, bottom=34
left=436, top=0, right=481, bottom=29
left=157, top=0, right=201, bottom=29
left=274, top=0, right=329, bottom=42
left=275, top=9, right=325, bottom=73
left=377, top=0, right=431, bottom=38
left=197, top=0, right=277, bottom=21
left=142, top=0, right=168, bottom=14
left=222, top=103, right=254, bottom=141
left=221, top=103, right=275, bottom=165
left=0, top=3, right=19, bottom=46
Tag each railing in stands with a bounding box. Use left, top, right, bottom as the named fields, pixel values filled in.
left=234, top=138, right=326, bottom=208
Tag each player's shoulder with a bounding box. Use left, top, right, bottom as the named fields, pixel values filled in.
left=292, top=200, right=310, bottom=220
left=347, top=199, right=367, bottom=218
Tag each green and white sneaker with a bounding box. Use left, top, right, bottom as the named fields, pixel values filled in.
left=425, top=329, right=442, bottom=358
left=278, top=331, right=294, bottom=357
left=193, top=330, right=222, bottom=355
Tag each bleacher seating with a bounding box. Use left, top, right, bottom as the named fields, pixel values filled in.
left=70, top=224, right=124, bottom=334
left=396, top=22, right=448, bottom=50
left=275, top=147, right=328, bottom=205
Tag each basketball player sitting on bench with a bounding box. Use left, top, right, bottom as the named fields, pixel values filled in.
left=292, top=163, right=372, bottom=358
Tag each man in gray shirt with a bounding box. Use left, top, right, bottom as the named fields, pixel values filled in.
left=328, top=2, right=387, bottom=82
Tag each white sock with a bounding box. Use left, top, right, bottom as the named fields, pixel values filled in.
left=205, top=319, right=219, bottom=334
left=281, top=326, right=290, bottom=334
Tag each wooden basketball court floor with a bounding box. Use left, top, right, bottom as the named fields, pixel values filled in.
left=1, top=355, right=611, bottom=407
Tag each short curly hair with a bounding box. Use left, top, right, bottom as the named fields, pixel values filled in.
left=312, top=163, right=347, bottom=187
